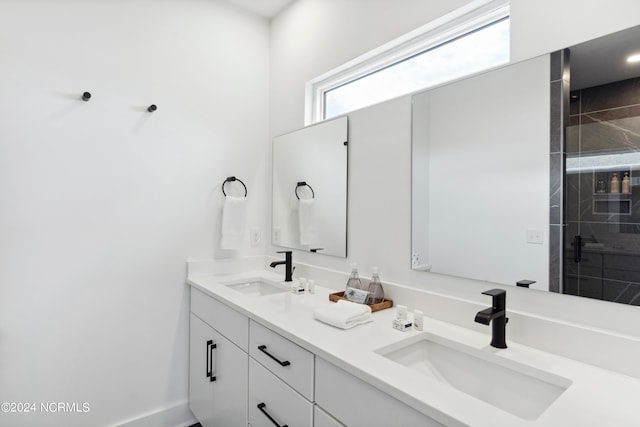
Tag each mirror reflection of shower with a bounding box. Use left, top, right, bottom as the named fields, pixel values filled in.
left=564, top=24, right=640, bottom=305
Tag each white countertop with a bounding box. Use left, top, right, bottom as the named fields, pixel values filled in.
left=187, top=269, right=640, bottom=427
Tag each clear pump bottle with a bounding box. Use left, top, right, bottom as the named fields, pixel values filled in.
left=367, top=267, right=385, bottom=304
left=345, top=263, right=364, bottom=291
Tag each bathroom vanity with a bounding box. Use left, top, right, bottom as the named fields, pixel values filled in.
left=188, top=275, right=436, bottom=427
left=186, top=259, right=640, bottom=427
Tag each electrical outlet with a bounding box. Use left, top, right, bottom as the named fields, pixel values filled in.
left=412, top=252, right=420, bottom=266
left=526, top=229, right=544, bottom=244
left=250, top=228, right=261, bottom=246
left=272, top=227, right=281, bottom=245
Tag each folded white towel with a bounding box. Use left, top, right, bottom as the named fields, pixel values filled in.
left=220, top=196, right=246, bottom=250
left=298, top=198, right=318, bottom=245
left=313, top=300, right=372, bottom=329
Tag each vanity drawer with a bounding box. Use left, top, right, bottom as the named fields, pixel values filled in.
left=314, top=405, right=345, bottom=427
left=248, top=358, right=313, bottom=427
left=315, top=357, right=444, bottom=427
left=191, top=287, right=249, bottom=352
left=250, top=320, right=314, bottom=400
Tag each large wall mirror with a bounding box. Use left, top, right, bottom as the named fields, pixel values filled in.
left=412, top=24, right=640, bottom=306
left=272, top=116, right=348, bottom=257
left=411, top=55, right=550, bottom=289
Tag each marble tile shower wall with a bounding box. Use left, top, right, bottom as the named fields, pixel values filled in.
left=565, top=76, right=640, bottom=304
left=549, top=50, right=570, bottom=293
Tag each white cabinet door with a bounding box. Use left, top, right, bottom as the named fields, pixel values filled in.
left=315, top=357, right=444, bottom=427
left=189, top=314, right=248, bottom=427
left=191, top=287, right=249, bottom=351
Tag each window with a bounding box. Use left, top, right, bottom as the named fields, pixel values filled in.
left=305, top=1, right=510, bottom=123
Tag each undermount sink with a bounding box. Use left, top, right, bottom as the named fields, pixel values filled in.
left=221, top=277, right=289, bottom=296
left=376, top=333, right=571, bottom=420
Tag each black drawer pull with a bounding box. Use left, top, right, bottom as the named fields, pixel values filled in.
left=257, top=402, right=288, bottom=427
left=258, top=345, right=291, bottom=367
left=206, top=340, right=212, bottom=379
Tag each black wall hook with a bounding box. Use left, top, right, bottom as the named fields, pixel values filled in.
left=222, top=176, right=247, bottom=197
left=82, top=92, right=91, bottom=102
left=147, top=104, right=157, bottom=112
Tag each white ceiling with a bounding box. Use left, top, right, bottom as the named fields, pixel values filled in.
left=222, top=0, right=294, bottom=18
left=570, top=24, right=640, bottom=90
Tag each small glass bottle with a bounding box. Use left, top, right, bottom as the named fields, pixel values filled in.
left=367, top=267, right=385, bottom=305
left=345, top=263, right=364, bottom=291
left=596, top=179, right=606, bottom=193
left=622, top=172, right=631, bottom=194
left=610, top=173, right=620, bottom=193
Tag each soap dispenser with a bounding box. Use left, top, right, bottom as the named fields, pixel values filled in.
left=367, top=267, right=385, bottom=304
left=345, top=263, right=364, bottom=291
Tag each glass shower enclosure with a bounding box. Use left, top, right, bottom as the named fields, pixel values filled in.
left=565, top=77, right=640, bottom=305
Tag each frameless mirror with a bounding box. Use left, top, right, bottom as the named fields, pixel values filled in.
left=412, top=24, right=640, bottom=306
left=411, top=55, right=550, bottom=289
left=272, top=116, right=348, bottom=257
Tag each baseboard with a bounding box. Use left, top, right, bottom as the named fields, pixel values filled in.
left=114, top=400, right=196, bottom=427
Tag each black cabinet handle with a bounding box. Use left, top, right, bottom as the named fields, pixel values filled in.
left=210, top=341, right=217, bottom=382
left=257, top=345, right=290, bottom=367
left=573, top=235, right=582, bottom=263
left=257, top=403, right=288, bottom=427
left=206, top=340, right=212, bottom=379
left=206, top=340, right=217, bottom=382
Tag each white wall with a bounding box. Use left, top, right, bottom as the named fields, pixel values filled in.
left=510, top=0, right=640, bottom=63
left=0, top=1, right=269, bottom=426
left=414, top=55, right=550, bottom=290
left=269, top=0, right=640, bottom=332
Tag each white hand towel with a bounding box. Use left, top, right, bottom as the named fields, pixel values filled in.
left=313, top=300, right=373, bottom=329
left=298, top=198, right=318, bottom=245
left=220, top=196, right=246, bottom=250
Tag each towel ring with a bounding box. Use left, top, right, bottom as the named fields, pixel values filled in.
left=222, top=176, right=247, bottom=197
left=295, top=181, right=315, bottom=200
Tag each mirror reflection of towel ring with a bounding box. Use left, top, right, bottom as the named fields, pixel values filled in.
left=222, top=176, right=247, bottom=197
left=295, top=181, right=315, bottom=200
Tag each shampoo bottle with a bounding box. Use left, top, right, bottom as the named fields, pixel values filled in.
left=367, top=267, right=385, bottom=304
left=622, top=172, right=631, bottom=194
left=610, top=173, right=620, bottom=193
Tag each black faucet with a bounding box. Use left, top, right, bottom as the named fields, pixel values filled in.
left=474, top=288, right=508, bottom=349
left=269, top=250, right=294, bottom=282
